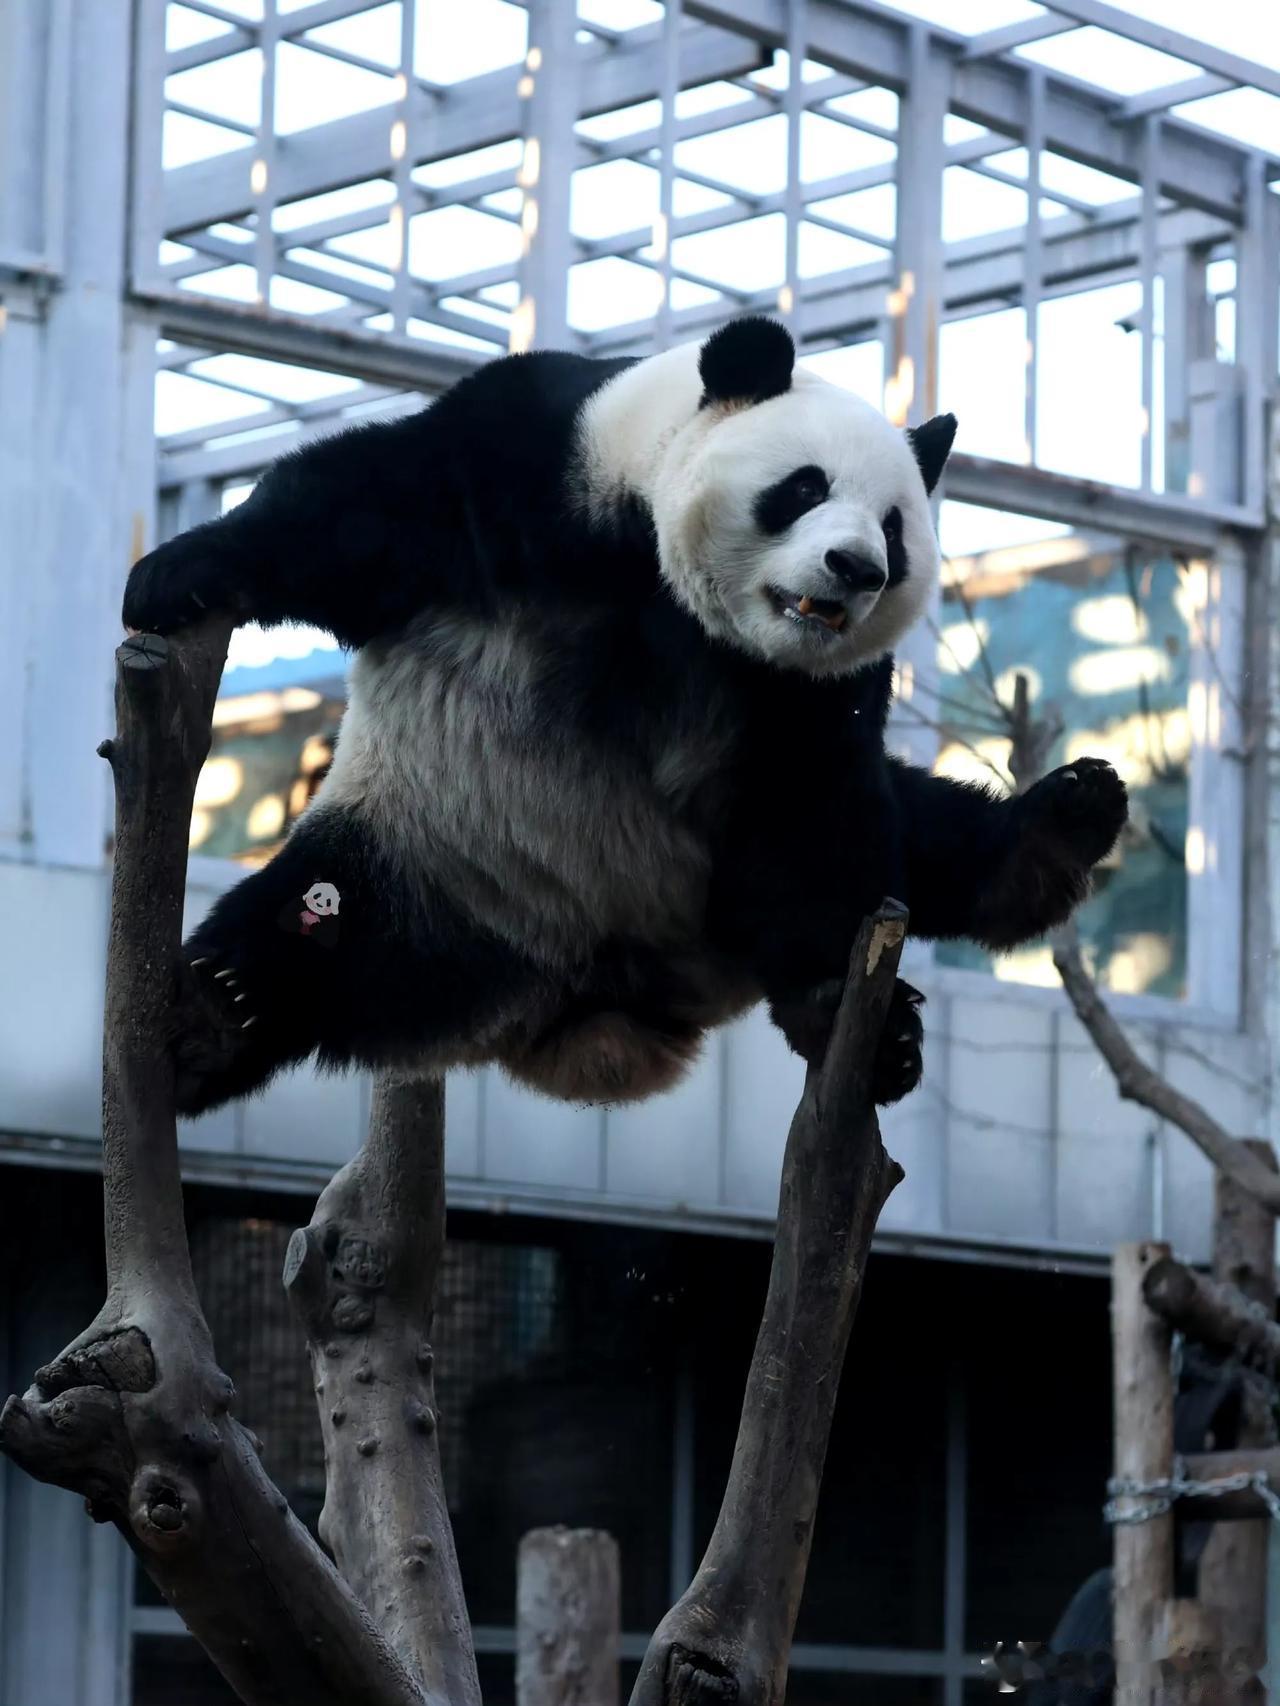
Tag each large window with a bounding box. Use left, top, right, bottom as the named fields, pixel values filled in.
left=924, top=504, right=1198, bottom=999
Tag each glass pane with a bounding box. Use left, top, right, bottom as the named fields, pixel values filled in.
left=930, top=504, right=1192, bottom=998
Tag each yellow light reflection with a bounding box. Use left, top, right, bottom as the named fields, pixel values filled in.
left=1068, top=645, right=1170, bottom=698
left=993, top=946, right=1059, bottom=988
left=1072, top=595, right=1148, bottom=646
left=937, top=618, right=991, bottom=675
left=247, top=794, right=286, bottom=841
left=1106, top=934, right=1172, bottom=995
left=195, top=756, right=244, bottom=809
left=935, top=736, right=1010, bottom=788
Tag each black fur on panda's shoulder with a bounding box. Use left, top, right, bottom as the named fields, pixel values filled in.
left=126, top=349, right=656, bottom=650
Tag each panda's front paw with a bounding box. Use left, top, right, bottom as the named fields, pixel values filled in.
left=1017, top=757, right=1128, bottom=869
left=123, top=536, right=227, bottom=636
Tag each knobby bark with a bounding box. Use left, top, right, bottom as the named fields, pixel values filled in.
left=0, top=624, right=435, bottom=1706
left=285, top=1075, right=480, bottom=1706
left=631, top=903, right=907, bottom=1706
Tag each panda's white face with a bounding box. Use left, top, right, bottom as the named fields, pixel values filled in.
left=580, top=318, right=954, bottom=680
left=657, top=377, right=944, bottom=678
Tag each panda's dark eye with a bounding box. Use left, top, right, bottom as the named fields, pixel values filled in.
left=882, top=506, right=907, bottom=586
left=753, top=465, right=830, bottom=534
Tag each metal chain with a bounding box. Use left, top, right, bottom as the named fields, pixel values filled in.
left=1105, top=1458, right=1280, bottom=1526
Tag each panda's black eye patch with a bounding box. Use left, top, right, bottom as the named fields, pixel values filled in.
left=882, top=506, right=907, bottom=587
left=753, top=465, right=829, bottom=535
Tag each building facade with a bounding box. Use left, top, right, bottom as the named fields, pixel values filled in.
left=1, top=3, right=1278, bottom=1702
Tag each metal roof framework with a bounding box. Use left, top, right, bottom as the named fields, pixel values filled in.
left=100, top=0, right=1280, bottom=545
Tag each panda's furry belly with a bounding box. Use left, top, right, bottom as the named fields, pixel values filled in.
left=317, top=609, right=756, bottom=1097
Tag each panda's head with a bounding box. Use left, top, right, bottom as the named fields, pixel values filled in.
left=647, top=318, right=955, bottom=678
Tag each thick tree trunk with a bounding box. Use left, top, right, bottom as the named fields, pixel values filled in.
left=630, top=903, right=907, bottom=1706
left=285, top=1075, right=480, bottom=1706
left=0, top=624, right=432, bottom=1706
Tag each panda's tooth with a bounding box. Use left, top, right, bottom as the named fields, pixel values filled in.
left=797, top=595, right=814, bottom=616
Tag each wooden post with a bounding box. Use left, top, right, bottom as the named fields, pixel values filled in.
left=1198, top=1142, right=1278, bottom=1697
left=517, top=1527, right=620, bottom=1706
left=1114, top=1241, right=1176, bottom=1706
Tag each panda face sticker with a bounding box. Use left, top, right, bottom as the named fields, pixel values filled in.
left=304, top=882, right=340, bottom=918
left=655, top=372, right=951, bottom=678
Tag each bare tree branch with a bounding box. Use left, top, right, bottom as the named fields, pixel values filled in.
left=1052, top=928, right=1280, bottom=1215
left=0, top=623, right=435, bottom=1706
left=285, top=1075, right=480, bottom=1706
left=631, top=902, right=907, bottom=1706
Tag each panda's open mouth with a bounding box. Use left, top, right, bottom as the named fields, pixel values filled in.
left=765, top=587, right=848, bottom=633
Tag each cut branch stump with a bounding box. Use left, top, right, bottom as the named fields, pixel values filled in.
left=1197, top=1143, right=1277, bottom=1697
left=631, top=902, right=907, bottom=1706
left=516, top=1527, right=620, bottom=1706
left=1113, top=1241, right=1176, bottom=1706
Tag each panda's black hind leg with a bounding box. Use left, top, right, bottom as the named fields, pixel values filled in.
left=169, top=950, right=300, bottom=1115
left=170, top=862, right=336, bottom=1115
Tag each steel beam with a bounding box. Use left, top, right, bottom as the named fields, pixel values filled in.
left=1120, top=73, right=1234, bottom=121
left=134, top=287, right=484, bottom=391
left=684, top=0, right=1252, bottom=221
left=516, top=0, right=578, bottom=350
left=944, top=452, right=1260, bottom=548
left=1036, top=0, right=1280, bottom=103
left=161, top=20, right=767, bottom=237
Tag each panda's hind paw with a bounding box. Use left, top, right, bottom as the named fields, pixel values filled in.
left=872, top=978, right=924, bottom=1107
left=770, top=975, right=925, bottom=1105
left=170, top=953, right=262, bottom=1114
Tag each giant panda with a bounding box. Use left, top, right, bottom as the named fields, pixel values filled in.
left=124, top=316, right=1128, bottom=1116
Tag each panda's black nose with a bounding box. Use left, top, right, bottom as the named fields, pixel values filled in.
left=825, top=549, right=886, bottom=593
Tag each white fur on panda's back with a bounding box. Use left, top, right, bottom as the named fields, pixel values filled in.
left=318, top=607, right=726, bottom=967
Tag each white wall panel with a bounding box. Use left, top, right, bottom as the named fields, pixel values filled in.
left=0, top=864, right=104, bottom=1140
left=443, top=1067, right=483, bottom=1179
left=720, top=1005, right=803, bottom=1216
left=240, top=1061, right=366, bottom=1169
left=604, top=1034, right=724, bottom=1209
left=482, top=1069, right=604, bottom=1193
left=945, top=992, right=1054, bottom=1241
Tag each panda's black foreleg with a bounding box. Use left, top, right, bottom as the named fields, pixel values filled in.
left=123, top=411, right=455, bottom=648
left=888, top=756, right=1128, bottom=948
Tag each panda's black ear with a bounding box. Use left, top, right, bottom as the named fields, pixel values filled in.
left=699, top=316, right=795, bottom=409
left=907, top=413, right=957, bottom=494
